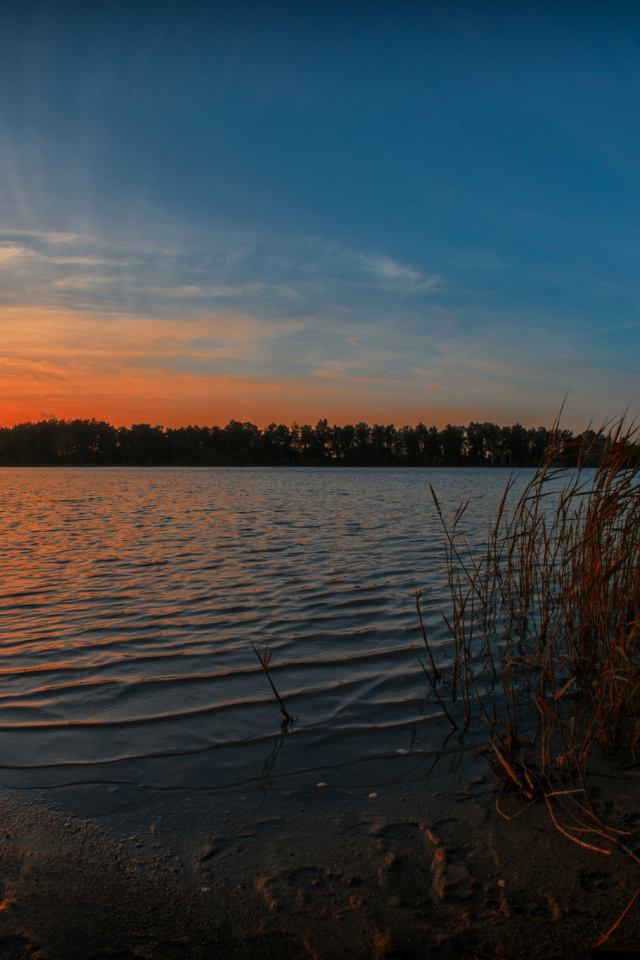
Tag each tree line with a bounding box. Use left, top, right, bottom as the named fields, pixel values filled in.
left=0, top=416, right=602, bottom=467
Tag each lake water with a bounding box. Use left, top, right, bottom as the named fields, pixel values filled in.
left=0, top=467, right=535, bottom=810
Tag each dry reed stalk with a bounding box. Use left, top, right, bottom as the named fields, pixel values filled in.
left=426, top=414, right=640, bottom=941
left=593, top=887, right=640, bottom=950
left=415, top=590, right=458, bottom=728
left=251, top=641, right=296, bottom=726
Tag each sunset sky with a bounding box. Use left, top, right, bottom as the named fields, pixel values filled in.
left=2, top=1, right=640, bottom=430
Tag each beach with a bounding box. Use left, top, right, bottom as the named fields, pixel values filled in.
left=0, top=747, right=638, bottom=960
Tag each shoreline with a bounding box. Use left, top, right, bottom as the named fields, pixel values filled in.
left=0, top=755, right=638, bottom=959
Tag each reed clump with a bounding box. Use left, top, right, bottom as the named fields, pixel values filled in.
left=422, top=415, right=640, bottom=854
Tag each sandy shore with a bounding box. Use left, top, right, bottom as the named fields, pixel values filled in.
left=0, top=752, right=639, bottom=960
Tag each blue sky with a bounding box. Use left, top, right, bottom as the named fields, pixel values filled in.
left=1, top=0, right=639, bottom=428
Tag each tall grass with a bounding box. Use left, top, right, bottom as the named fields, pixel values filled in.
left=422, top=416, right=640, bottom=861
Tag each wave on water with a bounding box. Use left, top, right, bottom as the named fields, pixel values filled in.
left=0, top=466, right=533, bottom=792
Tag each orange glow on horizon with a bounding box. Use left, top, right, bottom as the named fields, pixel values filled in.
left=0, top=306, right=584, bottom=430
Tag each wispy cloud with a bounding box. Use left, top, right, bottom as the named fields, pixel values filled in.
left=0, top=222, right=637, bottom=430
left=0, top=243, right=23, bottom=262
left=0, top=304, right=636, bottom=430
left=0, top=226, right=441, bottom=322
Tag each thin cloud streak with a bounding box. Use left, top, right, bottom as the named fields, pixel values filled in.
left=1, top=3, right=640, bottom=428
left=0, top=227, right=438, bottom=319
left=0, top=307, right=636, bottom=431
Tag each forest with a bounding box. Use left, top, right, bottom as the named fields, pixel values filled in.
left=0, top=416, right=602, bottom=467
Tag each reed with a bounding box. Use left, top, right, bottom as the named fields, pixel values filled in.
left=251, top=641, right=296, bottom=727
left=422, top=415, right=640, bottom=946
left=424, top=415, right=640, bottom=905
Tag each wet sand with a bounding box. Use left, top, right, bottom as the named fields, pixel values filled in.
left=0, top=753, right=639, bottom=960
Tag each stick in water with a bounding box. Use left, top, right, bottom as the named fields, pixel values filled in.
left=251, top=641, right=295, bottom=725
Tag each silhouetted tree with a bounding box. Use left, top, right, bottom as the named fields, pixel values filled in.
left=440, top=424, right=465, bottom=465
left=0, top=416, right=602, bottom=467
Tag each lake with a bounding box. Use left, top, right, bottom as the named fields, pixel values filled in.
left=0, top=467, right=535, bottom=811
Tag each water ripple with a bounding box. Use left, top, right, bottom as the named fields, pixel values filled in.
left=0, top=466, right=533, bottom=789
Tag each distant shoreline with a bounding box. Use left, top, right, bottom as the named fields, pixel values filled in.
left=0, top=415, right=600, bottom=468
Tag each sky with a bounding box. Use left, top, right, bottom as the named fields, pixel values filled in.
left=1, top=0, right=640, bottom=430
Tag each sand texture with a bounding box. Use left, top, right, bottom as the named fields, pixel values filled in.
left=0, top=759, right=639, bottom=960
